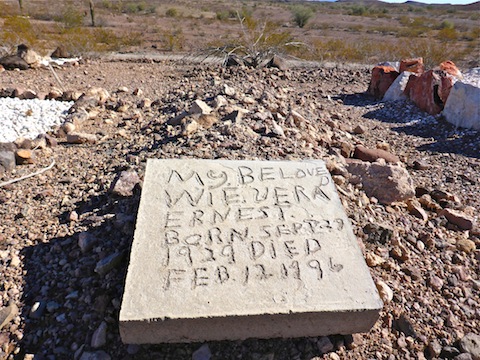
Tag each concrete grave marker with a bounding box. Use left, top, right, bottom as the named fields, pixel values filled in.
left=120, top=159, right=383, bottom=343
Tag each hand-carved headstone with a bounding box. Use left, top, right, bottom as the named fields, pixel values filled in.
left=120, top=159, right=382, bottom=343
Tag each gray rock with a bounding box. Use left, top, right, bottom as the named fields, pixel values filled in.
left=192, top=344, right=211, bottom=360
left=317, top=336, right=334, bottom=354
left=46, top=301, right=60, bottom=313
left=126, top=344, right=140, bottom=355
left=78, top=232, right=97, bottom=253
left=109, top=170, right=141, bottom=197
left=79, top=351, right=111, bottom=360
left=0, top=55, right=29, bottom=70
left=0, top=151, right=15, bottom=172
left=95, top=252, right=124, bottom=277
left=455, top=354, right=473, bottom=360
left=459, top=333, right=480, bottom=360
left=29, top=301, right=46, bottom=319
left=91, top=321, right=107, bottom=348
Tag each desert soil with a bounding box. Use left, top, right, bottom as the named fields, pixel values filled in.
left=0, top=57, right=479, bottom=360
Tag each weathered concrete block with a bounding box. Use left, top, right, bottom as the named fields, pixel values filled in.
left=120, top=159, right=382, bottom=344
left=443, top=82, right=480, bottom=131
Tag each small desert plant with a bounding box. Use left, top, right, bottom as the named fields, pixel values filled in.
left=349, top=5, right=368, bottom=16
left=0, top=16, right=37, bottom=48
left=56, top=5, right=84, bottom=28
left=222, top=11, right=304, bottom=67
left=437, top=27, right=458, bottom=41
left=291, top=5, right=313, bottom=28
left=165, top=8, right=179, bottom=18
left=439, top=20, right=454, bottom=30
left=162, top=26, right=185, bottom=51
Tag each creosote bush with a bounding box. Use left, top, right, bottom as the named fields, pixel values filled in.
left=165, top=8, right=179, bottom=18
left=0, top=16, right=37, bottom=49
left=291, top=5, right=313, bottom=28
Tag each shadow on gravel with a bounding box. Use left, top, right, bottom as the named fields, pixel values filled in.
left=18, top=188, right=353, bottom=359
left=18, top=190, right=141, bottom=358
left=338, top=93, right=480, bottom=160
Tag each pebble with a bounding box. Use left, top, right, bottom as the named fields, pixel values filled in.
left=456, top=239, right=476, bottom=254
left=29, top=301, right=46, bottom=319
left=67, top=132, right=98, bottom=144
left=317, top=336, right=334, bottom=354
left=79, top=351, right=111, bottom=360
left=10, top=255, right=21, bottom=267
left=94, top=252, right=124, bottom=276
left=428, top=275, right=444, bottom=291
left=375, top=280, right=394, bottom=304
left=91, top=321, right=107, bottom=348
left=0, top=302, right=18, bottom=330
left=192, top=344, right=211, bottom=360
left=365, top=252, right=386, bottom=267
left=78, top=232, right=97, bottom=253
left=109, top=170, right=141, bottom=197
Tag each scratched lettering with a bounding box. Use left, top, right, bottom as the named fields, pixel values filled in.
left=157, top=163, right=346, bottom=290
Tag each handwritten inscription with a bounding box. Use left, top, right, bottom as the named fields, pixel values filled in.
left=159, top=164, right=346, bottom=290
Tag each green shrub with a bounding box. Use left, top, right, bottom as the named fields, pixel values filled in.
left=162, top=26, right=184, bottom=50
left=291, top=5, right=313, bottom=28
left=216, top=11, right=229, bottom=21
left=56, top=5, right=84, bottom=28
left=439, top=20, right=454, bottom=30
left=437, top=27, right=458, bottom=41
left=165, top=8, right=178, bottom=18
left=0, top=16, right=37, bottom=46
left=349, top=5, right=367, bottom=16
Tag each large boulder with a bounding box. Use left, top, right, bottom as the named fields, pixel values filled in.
left=383, top=71, right=412, bottom=102
left=368, top=65, right=399, bottom=99
left=0, top=55, right=29, bottom=70
left=347, top=160, right=415, bottom=204
left=404, top=70, right=455, bottom=115
left=443, top=82, right=480, bottom=130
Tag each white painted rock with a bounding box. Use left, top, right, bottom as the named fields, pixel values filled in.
left=383, top=71, right=412, bottom=102
left=442, top=81, right=480, bottom=130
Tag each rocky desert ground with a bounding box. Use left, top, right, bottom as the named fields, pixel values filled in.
left=0, top=54, right=478, bottom=360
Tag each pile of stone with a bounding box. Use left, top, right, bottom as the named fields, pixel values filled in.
left=0, top=85, right=111, bottom=175
left=368, top=58, right=479, bottom=130
left=0, top=44, right=79, bottom=72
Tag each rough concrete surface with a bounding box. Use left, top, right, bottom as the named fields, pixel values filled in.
left=120, top=159, right=383, bottom=343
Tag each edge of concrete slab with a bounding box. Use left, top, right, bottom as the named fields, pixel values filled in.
left=120, top=307, right=382, bottom=344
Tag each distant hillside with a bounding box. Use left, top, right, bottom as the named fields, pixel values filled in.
left=334, top=0, right=480, bottom=9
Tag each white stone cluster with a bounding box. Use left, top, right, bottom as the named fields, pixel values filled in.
left=0, top=97, right=73, bottom=143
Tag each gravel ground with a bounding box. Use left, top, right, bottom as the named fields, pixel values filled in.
left=0, top=58, right=479, bottom=360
